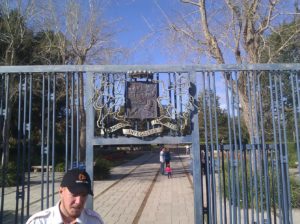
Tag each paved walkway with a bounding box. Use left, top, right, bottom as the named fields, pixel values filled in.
left=93, top=152, right=194, bottom=224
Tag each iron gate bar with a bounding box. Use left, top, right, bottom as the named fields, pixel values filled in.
left=190, top=70, right=203, bottom=224
left=275, top=75, right=288, bottom=224
left=269, top=74, right=281, bottom=224
left=280, top=75, right=293, bottom=224
left=51, top=74, right=56, bottom=207
left=40, top=74, right=45, bottom=210
left=65, top=73, right=69, bottom=171
left=26, top=74, right=33, bottom=220
left=235, top=71, right=246, bottom=224
left=71, top=73, right=74, bottom=169
left=291, top=73, right=300, bottom=177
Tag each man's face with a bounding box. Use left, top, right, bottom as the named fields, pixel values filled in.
left=59, top=187, right=88, bottom=221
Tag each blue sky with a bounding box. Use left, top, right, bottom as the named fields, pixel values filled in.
left=104, top=0, right=183, bottom=64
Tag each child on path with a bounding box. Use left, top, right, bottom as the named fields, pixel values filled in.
left=165, top=164, right=172, bottom=179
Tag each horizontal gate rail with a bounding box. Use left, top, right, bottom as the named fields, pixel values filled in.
left=1, top=63, right=300, bottom=73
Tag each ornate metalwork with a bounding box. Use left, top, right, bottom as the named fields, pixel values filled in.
left=91, top=71, right=194, bottom=137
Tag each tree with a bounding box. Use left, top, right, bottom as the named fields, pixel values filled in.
left=260, top=18, right=300, bottom=141
left=37, top=0, right=120, bottom=161
left=158, top=0, right=300, bottom=143
left=0, top=1, right=35, bottom=167
left=0, top=1, right=71, bottom=168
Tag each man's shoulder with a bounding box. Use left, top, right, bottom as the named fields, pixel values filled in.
left=83, top=208, right=104, bottom=223
left=26, top=208, right=53, bottom=224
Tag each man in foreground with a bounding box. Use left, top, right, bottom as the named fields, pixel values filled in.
left=26, top=168, right=104, bottom=224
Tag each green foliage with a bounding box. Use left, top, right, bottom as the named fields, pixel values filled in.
left=290, top=177, right=300, bottom=208
left=0, top=10, right=34, bottom=65
left=287, top=142, right=298, bottom=168
left=0, top=162, right=19, bottom=187
left=261, top=19, right=300, bottom=63
left=94, top=157, right=112, bottom=180
left=55, top=162, right=65, bottom=172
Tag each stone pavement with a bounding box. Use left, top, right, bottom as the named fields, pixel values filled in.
left=93, top=152, right=194, bottom=224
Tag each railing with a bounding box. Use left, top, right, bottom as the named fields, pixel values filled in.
left=0, top=64, right=299, bottom=224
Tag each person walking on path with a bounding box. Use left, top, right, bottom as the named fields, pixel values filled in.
left=159, top=146, right=165, bottom=174
left=185, top=145, right=190, bottom=155
left=165, top=164, right=172, bottom=179
left=26, top=168, right=104, bottom=224
left=164, top=147, right=171, bottom=166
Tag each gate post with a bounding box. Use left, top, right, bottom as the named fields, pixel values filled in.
left=190, top=71, right=203, bottom=224
left=85, top=72, right=95, bottom=209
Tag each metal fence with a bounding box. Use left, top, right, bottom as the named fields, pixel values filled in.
left=0, top=64, right=299, bottom=223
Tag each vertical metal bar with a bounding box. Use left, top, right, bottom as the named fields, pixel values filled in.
left=106, top=74, right=110, bottom=132
left=235, top=71, right=249, bottom=224
left=0, top=74, right=10, bottom=224
left=279, top=75, right=293, bottom=224
left=0, top=74, right=3, bottom=222
left=51, top=74, right=56, bottom=206
left=253, top=72, right=263, bottom=224
left=270, top=146, right=277, bottom=224
left=0, top=74, right=3, bottom=114
left=274, top=75, right=286, bottom=223
left=174, top=73, right=178, bottom=122
left=15, top=74, right=23, bottom=224
left=179, top=73, right=183, bottom=129
left=246, top=72, right=255, bottom=224
left=26, top=74, right=32, bottom=219
left=191, top=71, right=203, bottom=224
left=212, top=72, right=223, bottom=224
left=155, top=73, right=159, bottom=120
left=291, top=73, right=300, bottom=177
left=46, top=74, right=51, bottom=208
left=65, top=73, right=69, bottom=171
left=21, top=75, right=28, bottom=223
left=257, top=73, right=272, bottom=224
left=71, top=73, right=74, bottom=168
left=112, top=74, right=116, bottom=135
left=296, top=74, right=300, bottom=174
left=229, top=72, right=240, bottom=224
left=41, top=74, right=45, bottom=210
left=168, top=73, right=172, bottom=105
left=203, top=71, right=212, bottom=223
left=76, top=73, right=80, bottom=165
left=225, top=72, right=234, bottom=224
left=251, top=71, right=261, bottom=223
left=207, top=72, right=217, bottom=224
left=85, top=72, right=95, bottom=209
left=231, top=72, right=241, bottom=224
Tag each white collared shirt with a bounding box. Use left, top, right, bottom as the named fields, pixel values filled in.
left=26, top=202, right=104, bottom=224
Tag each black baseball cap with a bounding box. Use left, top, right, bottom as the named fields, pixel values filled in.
left=61, top=169, right=93, bottom=196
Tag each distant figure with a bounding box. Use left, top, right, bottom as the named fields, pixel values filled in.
left=165, top=164, right=172, bottom=179
left=26, top=169, right=104, bottom=224
left=185, top=145, right=190, bottom=155
left=159, top=146, right=165, bottom=174
left=164, top=148, right=171, bottom=166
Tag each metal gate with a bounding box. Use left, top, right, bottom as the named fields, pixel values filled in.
left=0, top=64, right=300, bottom=223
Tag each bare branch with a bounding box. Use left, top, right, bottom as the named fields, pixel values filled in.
left=181, top=0, right=201, bottom=7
